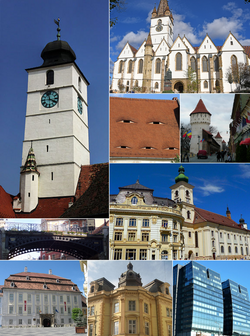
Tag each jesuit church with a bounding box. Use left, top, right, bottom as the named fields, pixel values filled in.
left=111, top=0, right=250, bottom=93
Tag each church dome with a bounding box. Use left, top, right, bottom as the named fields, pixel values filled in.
left=175, top=166, right=189, bottom=183
left=41, top=40, right=76, bottom=67
left=118, top=263, right=142, bottom=287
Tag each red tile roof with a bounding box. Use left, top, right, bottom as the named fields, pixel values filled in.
left=92, top=220, right=109, bottom=234
left=0, top=163, right=108, bottom=218
left=110, top=97, right=180, bottom=159
left=190, top=99, right=211, bottom=116
left=194, top=207, right=248, bottom=231
left=0, top=186, right=15, bottom=218
left=243, top=46, right=250, bottom=57
left=203, top=129, right=213, bottom=136
left=129, top=44, right=138, bottom=55
left=215, top=132, right=222, bottom=138
left=4, top=272, right=81, bottom=292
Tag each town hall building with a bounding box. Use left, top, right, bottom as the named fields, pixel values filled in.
left=111, top=0, right=250, bottom=93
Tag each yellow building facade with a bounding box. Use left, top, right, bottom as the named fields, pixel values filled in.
left=88, top=263, right=172, bottom=336
left=110, top=180, right=184, bottom=260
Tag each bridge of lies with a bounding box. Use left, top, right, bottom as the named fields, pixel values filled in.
left=0, top=222, right=108, bottom=260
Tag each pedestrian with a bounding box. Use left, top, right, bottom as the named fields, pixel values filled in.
left=217, top=151, right=221, bottom=162
left=221, top=150, right=225, bottom=161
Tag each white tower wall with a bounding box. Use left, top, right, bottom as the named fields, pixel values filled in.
left=190, top=113, right=211, bottom=154
left=20, top=172, right=39, bottom=212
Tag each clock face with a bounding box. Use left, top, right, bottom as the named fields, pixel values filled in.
left=41, top=91, right=59, bottom=108
left=77, top=97, right=83, bottom=114
left=156, top=25, right=163, bottom=32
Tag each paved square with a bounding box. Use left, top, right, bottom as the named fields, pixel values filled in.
left=0, top=327, right=87, bottom=336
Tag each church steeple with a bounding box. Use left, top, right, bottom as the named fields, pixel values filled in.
left=175, top=166, right=189, bottom=184
left=21, top=147, right=40, bottom=175
left=157, top=0, right=170, bottom=17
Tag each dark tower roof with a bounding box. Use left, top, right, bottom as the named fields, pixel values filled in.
left=118, top=263, right=142, bottom=287
left=41, top=40, right=76, bottom=67
left=190, top=99, right=211, bottom=116
left=21, top=147, right=40, bottom=175
left=157, top=0, right=170, bottom=16
left=119, top=180, right=154, bottom=192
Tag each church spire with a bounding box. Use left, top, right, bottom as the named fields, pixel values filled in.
left=21, top=147, right=40, bottom=175
left=157, top=0, right=170, bottom=16
left=145, top=33, right=153, bottom=47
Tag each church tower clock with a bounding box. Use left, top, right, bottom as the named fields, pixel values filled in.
left=18, top=20, right=90, bottom=212
left=150, top=0, right=174, bottom=49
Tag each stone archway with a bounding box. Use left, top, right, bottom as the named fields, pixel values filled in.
left=43, top=318, right=51, bottom=327
left=174, top=82, right=184, bottom=93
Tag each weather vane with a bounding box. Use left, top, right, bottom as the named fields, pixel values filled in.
left=54, top=18, right=61, bottom=41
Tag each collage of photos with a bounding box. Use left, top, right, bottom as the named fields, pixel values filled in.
left=0, top=0, right=250, bottom=336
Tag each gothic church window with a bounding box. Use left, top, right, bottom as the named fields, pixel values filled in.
left=138, top=59, right=143, bottom=73
left=155, top=82, right=159, bottom=89
left=231, top=55, right=238, bottom=82
left=176, top=53, right=182, bottom=70
left=202, top=56, right=208, bottom=72
left=190, top=57, right=196, bottom=71
left=214, top=56, right=219, bottom=72
left=204, top=80, right=208, bottom=89
left=46, top=70, right=54, bottom=85
left=156, top=58, right=161, bottom=73
left=128, top=60, right=132, bottom=73
left=118, top=61, right=123, bottom=73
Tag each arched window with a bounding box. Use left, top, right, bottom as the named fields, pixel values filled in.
left=202, top=56, right=208, bottom=72
left=221, top=246, right=224, bottom=254
left=175, top=190, right=178, bottom=197
left=119, top=61, right=123, bottom=73
left=155, top=58, right=161, bottom=73
left=241, top=247, right=244, bottom=255
left=186, top=190, right=189, bottom=197
left=128, top=60, right=132, bottom=73
left=78, top=77, right=81, bottom=92
left=131, top=197, right=138, bottom=204
left=228, top=246, right=231, bottom=253
left=235, top=246, right=238, bottom=254
left=246, top=247, right=248, bottom=255
left=187, top=211, right=191, bottom=219
left=195, top=231, right=198, bottom=248
left=46, top=70, right=54, bottom=85
left=176, top=53, right=182, bottom=70
left=138, top=59, right=143, bottom=73
left=190, top=57, right=196, bottom=71
left=204, top=80, right=208, bottom=89
left=155, top=82, right=159, bottom=89
left=134, top=80, right=138, bottom=87
left=214, top=56, right=219, bottom=72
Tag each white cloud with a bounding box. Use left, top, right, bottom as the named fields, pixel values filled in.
left=173, top=14, right=201, bottom=45
left=239, top=165, right=250, bottom=179
left=239, top=39, right=250, bottom=45
left=200, top=17, right=243, bottom=40
left=146, top=10, right=153, bottom=23
left=197, top=184, right=224, bottom=196
left=116, top=30, right=148, bottom=50
left=110, top=35, right=120, bottom=43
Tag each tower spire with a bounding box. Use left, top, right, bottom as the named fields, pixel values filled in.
left=54, top=18, right=61, bottom=41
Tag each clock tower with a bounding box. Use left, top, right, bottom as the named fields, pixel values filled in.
left=17, top=20, right=90, bottom=212
left=150, top=0, right=174, bottom=49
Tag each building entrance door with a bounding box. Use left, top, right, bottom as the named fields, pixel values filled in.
left=43, top=318, right=51, bottom=327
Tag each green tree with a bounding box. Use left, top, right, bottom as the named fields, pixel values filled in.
left=110, top=0, right=126, bottom=27
left=185, top=66, right=199, bottom=93
left=226, top=62, right=250, bottom=91
left=72, top=308, right=83, bottom=322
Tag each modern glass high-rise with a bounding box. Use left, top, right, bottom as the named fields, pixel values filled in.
left=173, top=261, right=224, bottom=336
left=222, top=279, right=250, bottom=335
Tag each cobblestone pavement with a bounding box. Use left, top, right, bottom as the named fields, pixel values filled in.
left=0, top=326, right=87, bottom=336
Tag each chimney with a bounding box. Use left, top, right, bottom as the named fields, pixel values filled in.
left=49, top=269, right=52, bottom=275
left=24, top=266, right=28, bottom=272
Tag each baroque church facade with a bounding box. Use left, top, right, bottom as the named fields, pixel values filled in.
left=111, top=0, right=250, bottom=93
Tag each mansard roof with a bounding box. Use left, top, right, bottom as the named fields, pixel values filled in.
left=119, top=180, right=154, bottom=192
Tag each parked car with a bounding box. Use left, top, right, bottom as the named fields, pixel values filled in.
left=197, top=150, right=208, bottom=159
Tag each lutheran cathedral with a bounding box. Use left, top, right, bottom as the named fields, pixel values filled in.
left=111, top=0, right=250, bottom=93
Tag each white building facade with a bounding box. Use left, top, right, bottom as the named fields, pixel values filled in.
left=2, top=268, right=82, bottom=328
left=111, top=0, right=250, bottom=93
left=13, top=25, right=90, bottom=213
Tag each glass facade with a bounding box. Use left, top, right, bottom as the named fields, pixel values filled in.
left=173, top=261, right=224, bottom=336
left=222, top=279, right=250, bottom=335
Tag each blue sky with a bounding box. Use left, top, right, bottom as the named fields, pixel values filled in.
left=110, top=163, right=250, bottom=228
left=173, top=260, right=250, bottom=294
left=0, top=260, right=85, bottom=295
left=110, top=0, right=250, bottom=72
left=0, top=0, right=109, bottom=196
left=181, top=94, right=235, bottom=143
left=88, top=260, right=173, bottom=294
